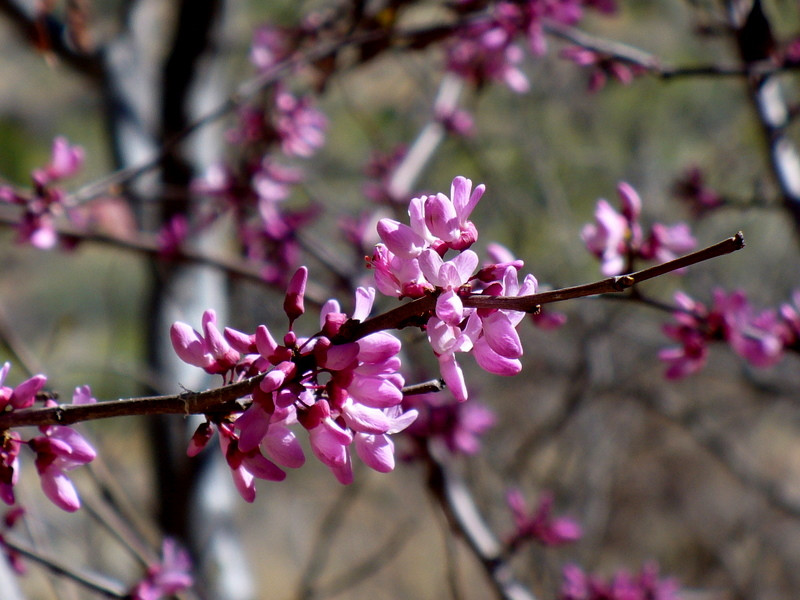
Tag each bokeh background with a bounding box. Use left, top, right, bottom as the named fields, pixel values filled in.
left=2, top=1, right=800, bottom=599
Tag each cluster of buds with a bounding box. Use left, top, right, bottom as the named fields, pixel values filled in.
left=660, top=288, right=797, bottom=379
left=0, top=137, right=84, bottom=249
left=0, top=363, right=96, bottom=512
left=370, top=176, right=545, bottom=401
left=173, top=175, right=557, bottom=493
left=172, top=268, right=417, bottom=495
left=582, top=182, right=696, bottom=276
left=445, top=0, right=617, bottom=92
left=559, top=562, right=679, bottom=600
left=505, top=489, right=582, bottom=550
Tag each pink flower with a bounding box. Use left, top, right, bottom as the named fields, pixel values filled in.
left=32, top=137, right=84, bottom=186
left=250, top=25, right=292, bottom=71
left=368, top=244, right=431, bottom=298
left=170, top=310, right=241, bottom=376
left=583, top=182, right=695, bottom=275
left=283, top=266, right=308, bottom=324
left=560, top=47, right=645, bottom=92
left=640, top=222, right=696, bottom=264
left=446, top=21, right=530, bottom=92
left=404, top=393, right=495, bottom=455
left=426, top=312, right=482, bottom=402
left=660, top=289, right=787, bottom=378
left=29, top=387, right=97, bottom=512
left=274, top=88, right=327, bottom=158
left=581, top=198, right=629, bottom=275
left=417, top=176, right=485, bottom=251
left=299, top=400, right=354, bottom=484
left=419, top=248, right=479, bottom=325
left=130, top=538, right=193, bottom=600
left=506, top=490, right=582, bottom=549
left=219, top=423, right=286, bottom=502
left=559, top=562, right=680, bottom=600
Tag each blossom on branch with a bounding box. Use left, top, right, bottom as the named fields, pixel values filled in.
left=0, top=137, right=84, bottom=249
left=130, top=538, right=193, bottom=600
left=29, top=387, right=97, bottom=512
left=505, top=489, right=581, bottom=550
left=582, top=182, right=696, bottom=276
left=173, top=276, right=415, bottom=494
left=403, top=392, right=496, bottom=455
left=660, top=289, right=786, bottom=378
left=559, top=562, right=680, bottom=600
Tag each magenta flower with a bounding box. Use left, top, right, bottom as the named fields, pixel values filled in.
left=445, top=20, right=530, bottom=92
left=0, top=362, right=47, bottom=412
left=29, top=387, right=97, bottom=512
left=581, top=198, right=629, bottom=275
left=273, top=88, right=327, bottom=158
left=404, top=393, right=496, bottom=455
left=559, top=562, right=680, bottom=600
left=583, top=182, right=695, bottom=275
left=419, top=248, right=479, bottom=325
left=660, top=289, right=787, bottom=378
left=426, top=312, right=482, bottom=402
left=130, top=538, right=193, bottom=600
left=713, top=289, right=785, bottom=368
left=32, top=137, right=84, bottom=187
left=218, top=422, right=286, bottom=502
left=170, top=309, right=241, bottom=376
left=506, top=489, right=582, bottom=550
left=283, top=266, right=308, bottom=324
left=250, top=24, right=292, bottom=71
left=299, top=400, right=354, bottom=484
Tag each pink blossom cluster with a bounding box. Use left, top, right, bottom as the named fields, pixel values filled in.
left=559, top=562, right=680, bottom=600
left=660, top=288, right=794, bottom=379
left=370, top=176, right=541, bottom=402
left=0, top=363, right=96, bottom=512
left=505, top=489, right=582, bottom=550
left=171, top=269, right=417, bottom=496
left=187, top=23, right=327, bottom=285
left=445, top=0, right=616, bottom=91
left=403, top=392, right=496, bottom=456
left=130, top=539, right=193, bottom=600
left=560, top=46, right=648, bottom=91
left=582, top=182, right=696, bottom=276
left=0, top=137, right=84, bottom=249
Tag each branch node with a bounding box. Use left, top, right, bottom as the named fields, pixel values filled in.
left=613, top=275, right=636, bottom=290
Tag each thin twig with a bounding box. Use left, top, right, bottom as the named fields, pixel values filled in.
left=1, top=536, right=128, bottom=598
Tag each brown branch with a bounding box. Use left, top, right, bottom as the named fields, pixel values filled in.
left=0, top=233, right=745, bottom=431
left=425, top=443, right=538, bottom=600
left=342, top=232, right=745, bottom=341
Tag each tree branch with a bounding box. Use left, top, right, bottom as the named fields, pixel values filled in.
left=0, top=233, right=744, bottom=431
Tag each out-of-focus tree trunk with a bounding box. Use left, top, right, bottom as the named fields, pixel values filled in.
left=103, top=2, right=254, bottom=598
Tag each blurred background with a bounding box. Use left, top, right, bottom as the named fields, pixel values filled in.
left=2, top=1, right=800, bottom=599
